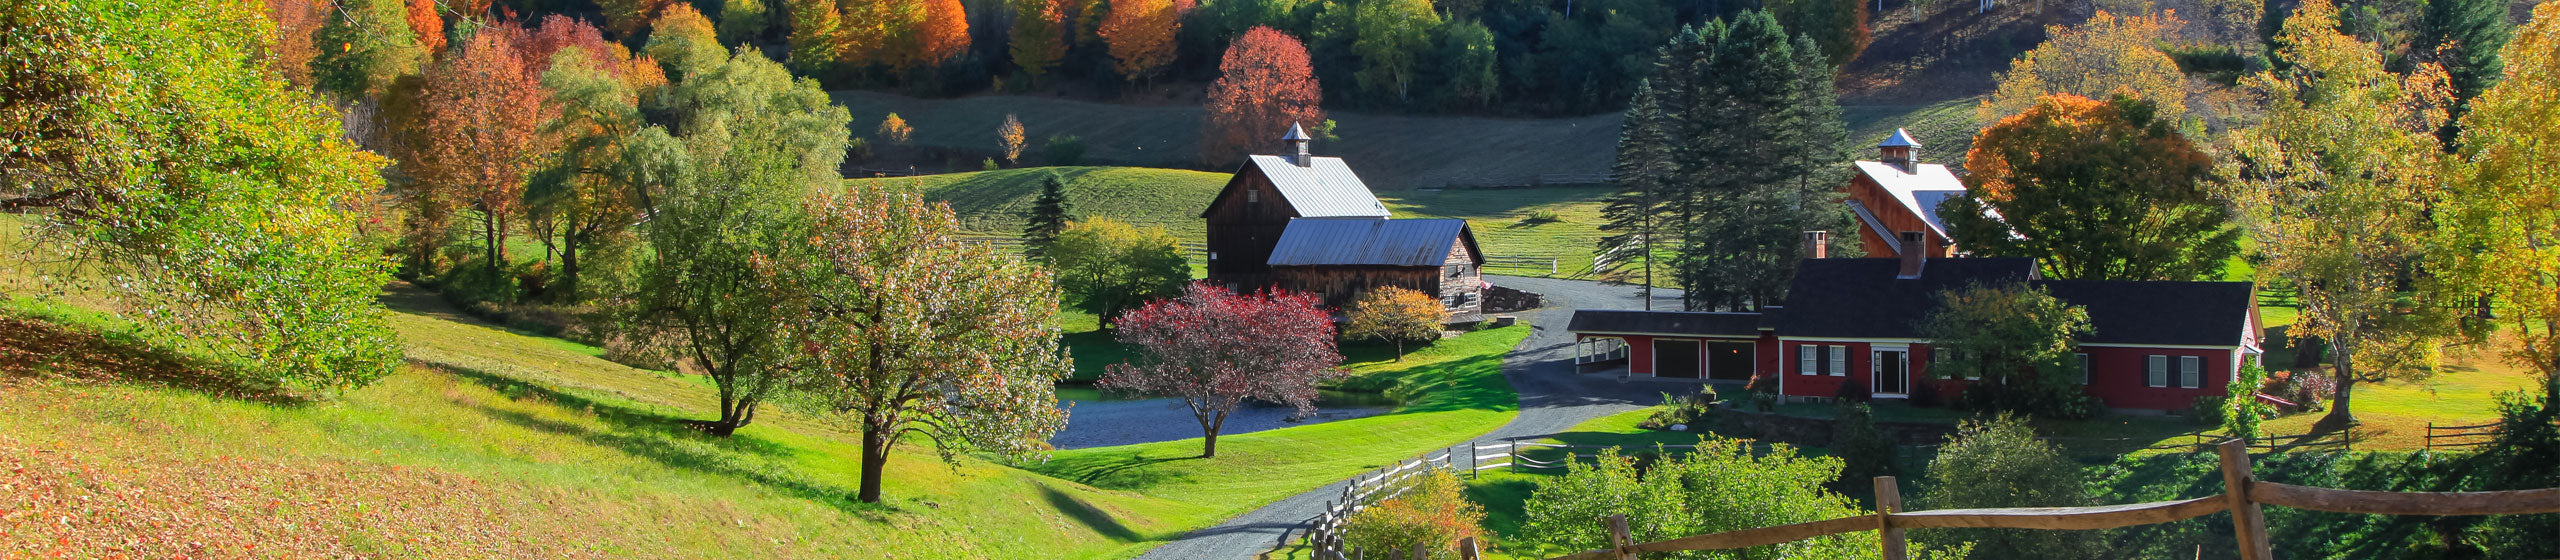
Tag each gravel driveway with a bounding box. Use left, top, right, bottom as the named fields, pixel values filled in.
left=1130, top=276, right=1693, bottom=560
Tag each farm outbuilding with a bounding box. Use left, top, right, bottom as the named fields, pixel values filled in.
left=1201, top=124, right=1488, bottom=323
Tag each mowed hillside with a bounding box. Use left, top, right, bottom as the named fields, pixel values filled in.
left=853, top=167, right=1620, bottom=276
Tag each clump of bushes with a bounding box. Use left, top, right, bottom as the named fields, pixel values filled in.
left=1340, top=470, right=1485, bottom=560
left=1829, top=401, right=1897, bottom=491
left=1744, top=375, right=1779, bottom=411
left=1517, top=441, right=1971, bottom=559
left=2268, top=367, right=2334, bottom=412
left=1637, top=386, right=1717, bottom=430
left=1043, top=134, right=1087, bottom=166
left=1918, top=415, right=2103, bottom=558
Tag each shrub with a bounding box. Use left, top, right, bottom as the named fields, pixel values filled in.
left=1744, top=375, right=1780, bottom=411
left=2190, top=395, right=2229, bottom=427
left=982, top=157, right=1000, bottom=170
left=2225, top=361, right=2275, bottom=439
left=1518, top=441, right=1972, bottom=559
left=1636, top=387, right=1717, bottom=430
left=1918, top=415, right=2104, bottom=558
left=1043, top=134, right=1087, bottom=166
left=2271, top=368, right=2334, bottom=411
left=1341, top=470, right=1485, bottom=559
left=1830, top=401, right=1897, bottom=491
left=847, top=137, right=874, bottom=162
left=2467, top=391, right=2560, bottom=558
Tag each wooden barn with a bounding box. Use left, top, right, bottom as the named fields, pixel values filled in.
left=1843, top=129, right=1969, bottom=259
left=1267, top=218, right=1485, bottom=323
left=1201, top=124, right=1487, bottom=323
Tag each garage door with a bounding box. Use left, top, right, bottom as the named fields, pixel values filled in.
left=1654, top=340, right=1702, bottom=379
left=1707, top=342, right=1755, bottom=381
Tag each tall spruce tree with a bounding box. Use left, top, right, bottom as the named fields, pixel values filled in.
left=1598, top=80, right=1676, bottom=308
left=1023, top=173, right=1072, bottom=258
left=1607, top=12, right=1853, bottom=312
left=2417, top=0, right=2512, bottom=145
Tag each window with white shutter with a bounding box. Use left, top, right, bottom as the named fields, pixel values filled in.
left=2146, top=355, right=2168, bottom=388
left=2180, top=356, right=2203, bottom=389
left=1828, top=346, right=1847, bottom=377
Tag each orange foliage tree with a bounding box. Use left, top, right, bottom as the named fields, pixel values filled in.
left=836, top=0, right=922, bottom=68
left=1344, top=286, right=1443, bottom=360
left=1943, top=93, right=2237, bottom=281
left=783, top=0, right=841, bottom=72
left=420, top=29, right=552, bottom=275
left=997, top=114, right=1027, bottom=164
left=1098, top=0, right=1179, bottom=83
left=913, top=0, right=971, bottom=68
left=595, top=0, right=673, bottom=40
left=262, top=0, right=324, bottom=88
left=1200, top=26, right=1324, bottom=167
left=405, top=0, right=445, bottom=56
left=645, top=2, right=722, bottom=77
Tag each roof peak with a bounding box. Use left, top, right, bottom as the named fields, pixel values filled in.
left=1283, top=122, right=1311, bottom=141
left=1878, top=128, right=1921, bottom=148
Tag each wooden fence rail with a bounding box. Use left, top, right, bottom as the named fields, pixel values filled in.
left=1526, top=440, right=2560, bottom=560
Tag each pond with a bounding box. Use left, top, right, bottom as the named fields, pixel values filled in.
left=1047, top=384, right=1402, bottom=450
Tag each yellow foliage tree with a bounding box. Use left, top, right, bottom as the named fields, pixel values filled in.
left=877, top=112, right=912, bottom=144
left=2439, top=1, right=2560, bottom=403
left=1982, top=10, right=2188, bottom=123
left=997, top=114, right=1026, bottom=164
left=1345, top=286, right=1443, bottom=361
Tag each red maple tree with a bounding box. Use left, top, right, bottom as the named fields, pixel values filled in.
left=1098, top=282, right=1346, bottom=458
left=419, top=28, right=551, bottom=275
left=405, top=0, right=445, bottom=56
left=1200, top=26, right=1324, bottom=167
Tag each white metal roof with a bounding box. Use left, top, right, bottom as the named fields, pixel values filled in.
left=1245, top=155, right=1391, bottom=218
left=1853, top=160, right=1966, bottom=237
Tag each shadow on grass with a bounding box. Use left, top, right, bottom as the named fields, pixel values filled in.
left=1039, top=483, right=1143, bottom=542
left=1033, top=449, right=1202, bottom=489
left=431, top=364, right=899, bottom=518
left=1386, top=353, right=1520, bottom=414
left=0, top=316, right=306, bottom=405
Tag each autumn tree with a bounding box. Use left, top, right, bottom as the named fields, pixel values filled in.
left=1352, top=0, right=1438, bottom=102
left=878, top=112, right=914, bottom=144
left=1770, top=0, right=1870, bottom=67
left=645, top=3, right=724, bottom=78
left=2223, top=0, right=2455, bottom=427
left=784, top=0, right=841, bottom=73
left=1982, top=10, right=2187, bottom=123
left=1942, top=93, right=2239, bottom=281
left=405, top=0, right=445, bottom=56
left=262, top=0, right=325, bottom=88
left=620, top=48, right=853, bottom=435
left=1917, top=282, right=2099, bottom=419
left=997, top=114, right=1027, bottom=164
left=310, top=0, right=428, bottom=97
left=1008, top=0, right=1069, bottom=80
left=0, top=0, right=402, bottom=392
left=528, top=41, right=675, bottom=301
left=596, top=0, right=674, bottom=39
left=420, top=29, right=548, bottom=278
left=1099, top=0, right=1181, bottom=83
left=1052, top=218, right=1190, bottom=319
left=1099, top=283, right=1347, bottom=458
left=1022, top=174, right=1071, bottom=257
left=719, top=0, right=774, bottom=44
left=1201, top=27, right=1326, bottom=167
left=784, top=184, right=1069, bottom=504
left=913, top=0, right=972, bottom=68
left=2438, top=1, right=2560, bottom=404
left=1345, top=286, right=1442, bottom=361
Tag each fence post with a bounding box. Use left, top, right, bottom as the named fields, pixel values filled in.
left=1875, top=476, right=1908, bottom=560
left=1605, top=514, right=1636, bottom=560
left=2426, top=422, right=2434, bottom=451
left=1413, top=542, right=1428, bottom=560
left=1458, top=536, right=1481, bottom=560
left=2217, top=440, right=2275, bottom=560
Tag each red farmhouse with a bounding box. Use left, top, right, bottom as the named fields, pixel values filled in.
left=1567, top=237, right=2264, bottom=412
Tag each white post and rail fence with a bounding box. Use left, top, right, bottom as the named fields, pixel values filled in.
left=1295, top=440, right=2560, bottom=560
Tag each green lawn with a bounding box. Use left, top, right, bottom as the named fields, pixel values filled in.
left=1033, top=326, right=1529, bottom=535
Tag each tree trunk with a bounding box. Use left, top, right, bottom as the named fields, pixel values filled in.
left=1394, top=339, right=1405, bottom=362
left=560, top=230, right=581, bottom=302
left=484, top=212, right=504, bottom=275
left=2321, top=334, right=2359, bottom=427
left=1197, top=408, right=1229, bottom=458
left=858, top=423, right=890, bottom=503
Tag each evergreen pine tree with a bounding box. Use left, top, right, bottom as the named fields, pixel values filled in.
left=1599, top=79, right=1676, bottom=308
left=2418, top=0, right=2513, bottom=145
left=1024, top=174, right=1071, bottom=258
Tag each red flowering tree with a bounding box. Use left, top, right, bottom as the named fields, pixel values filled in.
left=419, top=28, right=549, bottom=275
left=1099, top=282, right=1347, bottom=458
left=1201, top=26, right=1324, bottom=167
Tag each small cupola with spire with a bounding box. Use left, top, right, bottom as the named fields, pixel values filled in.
left=1878, top=128, right=1921, bottom=173
left=1283, top=122, right=1313, bottom=167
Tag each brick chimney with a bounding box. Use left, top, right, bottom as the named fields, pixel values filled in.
left=1802, top=231, right=1830, bottom=259
left=1878, top=128, right=1921, bottom=174
left=1283, top=122, right=1313, bottom=167
left=1897, top=231, right=1928, bottom=279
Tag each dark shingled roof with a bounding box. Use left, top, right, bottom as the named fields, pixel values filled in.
left=1567, top=310, right=1769, bottom=337
left=2038, top=280, right=2256, bottom=347
left=1774, top=258, right=2039, bottom=339
left=1266, top=218, right=1480, bottom=267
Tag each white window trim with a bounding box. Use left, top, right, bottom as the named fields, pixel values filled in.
left=1799, top=345, right=1817, bottom=376
left=2146, top=355, right=2169, bottom=388
left=2076, top=353, right=2091, bottom=385
left=2180, top=356, right=2203, bottom=389
left=1827, top=345, right=1847, bottom=377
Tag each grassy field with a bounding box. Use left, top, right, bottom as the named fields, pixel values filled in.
left=1034, top=326, right=1529, bottom=528
left=0, top=216, right=1531, bottom=559
left=831, top=91, right=1624, bottom=191
left=855, top=167, right=1618, bottom=277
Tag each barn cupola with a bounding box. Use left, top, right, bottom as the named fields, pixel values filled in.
left=1284, top=122, right=1313, bottom=167
left=1878, top=128, right=1921, bottom=173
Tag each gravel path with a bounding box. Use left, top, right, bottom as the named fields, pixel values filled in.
left=1131, top=276, right=1692, bottom=560
left=1050, top=399, right=1388, bottom=450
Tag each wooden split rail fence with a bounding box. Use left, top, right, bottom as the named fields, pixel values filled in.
left=1534, top=440, right=2560, bottom=560
left=1298, top=440, right=1702, bottom=559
